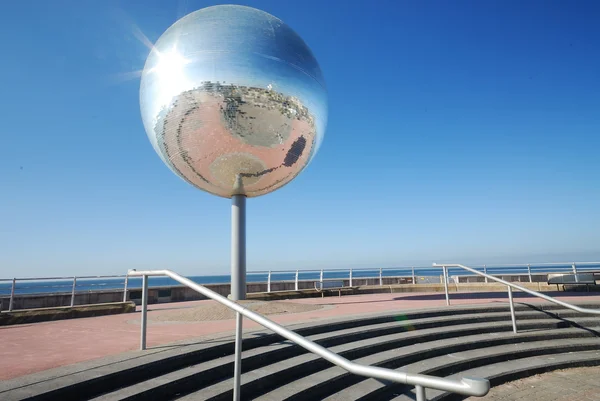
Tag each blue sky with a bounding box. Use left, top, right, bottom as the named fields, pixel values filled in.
left=1, top=0, right=599, bottom=277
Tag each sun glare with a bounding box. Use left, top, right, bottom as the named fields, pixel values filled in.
left=148, top=48, right=191, bottom=107
left=152, top=50, right=190, bottom=77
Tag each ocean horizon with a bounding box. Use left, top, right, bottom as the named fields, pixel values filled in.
left=2, top=264, right=599, bottom=296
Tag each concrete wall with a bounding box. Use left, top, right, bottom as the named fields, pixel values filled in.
left=0, top=302, right=136, bottom=326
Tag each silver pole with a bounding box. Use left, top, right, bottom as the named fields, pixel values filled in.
left=70, top=277, right=77, bottom=307
left=349, top=269, right=353, bottom=287
left=319, top=269, right=323, bottom=286
left=379, top=268, right=383, bottom=286
left=295, top=270, right=299, bottom=291
left=140, top=274, right=148, bottom=350
left=412, top=267, right=416, bottom=284
left=231, top=195, right=247, bottom=301
left=483, top=265, right=488, bottom=283
left=508, top=286, right=517, bottom=333
left=123, top=274, right=129, bottom=302
left=416, top=385, right=427, bottom=401
left=443, top=266, right=450, bottom=306
left=527, top=264, right=532, bottom=283
left=267, top=271, right=271, bottom=293
left=9, top=278, right=16, bottom=311
left=572, top=262, right=579, bottom=283
left=231, top=195, right=246, bottom=401
left=233, top=311, right=243, bottom=401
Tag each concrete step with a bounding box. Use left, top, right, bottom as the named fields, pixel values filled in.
left=3, top=304, right=540, bottom=401
left=408, top=350, right=600, bottom=401
left=3, top=302, right=600, bottom=401
left=258, top=320, right=600, bottom=401
left=344, top=337, right=600, bottom=401
left=182, top=317, right=600, bottom=401
left=88, top=309, right=569, bottom=401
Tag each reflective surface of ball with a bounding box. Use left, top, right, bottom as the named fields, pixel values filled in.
left=140, top=5, right=327, bottom=198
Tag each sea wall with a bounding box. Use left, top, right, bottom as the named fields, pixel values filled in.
left=0, top=277, right=414, bottom=310
left=0, top=273, right=594, bottom=311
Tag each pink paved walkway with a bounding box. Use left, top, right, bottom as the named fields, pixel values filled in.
left=2, top=291, right=600, bottom=380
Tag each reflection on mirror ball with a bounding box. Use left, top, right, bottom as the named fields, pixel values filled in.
left=140, top=5, right=327, bottom=198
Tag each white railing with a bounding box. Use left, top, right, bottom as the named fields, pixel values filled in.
left=253, top=262, right=600, bottom=292
left=0, top=275, right=129, bottom=312
left=434, top=263, right=600, bottom=333
left=127, top=269, right=489, bottom=401
left=2, top=262, right=599, bottom=311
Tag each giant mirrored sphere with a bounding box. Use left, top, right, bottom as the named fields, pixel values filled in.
left=140, top=5, right=327, bottom=198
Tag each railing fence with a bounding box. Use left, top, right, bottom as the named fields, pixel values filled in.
left=2, top=262, right=599, bottom=312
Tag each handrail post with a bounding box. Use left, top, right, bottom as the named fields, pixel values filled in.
left=267, top=271, right=271, bottom=293
left=123, top=274, right=129, bottom=302
left=572, top=262, right=579, bottom=282
left=379, top=268, right=383, bottom=286
left=70, top=277, right=77, bottom=307
left=416, top=385, right=427, bottom=401
left=295, top=270, right=299, bottom=291
left=483, top=265, right=488, bottom=283
left=443, top=266, right=450, bottom=306
left=140, top=274, right=148, bottom=350
left=231, top=195, right=247, bottom=300
left=412, top=267, right=416, bottom=284
left=349, top=269, right=353, bottom=287
left=320, top=269, right=323, bottom=286
left=9, top=278, right=16, bottom=311
left=233, top=311, right=243, bottom=401
left=527, top=264, right=532, bottom=283
left=508, top=286, right=517, bottom=333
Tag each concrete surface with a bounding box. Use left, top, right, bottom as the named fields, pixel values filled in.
left=466, top=365, right=600, bottom=400
left=2, top=291, right=600, bottom=380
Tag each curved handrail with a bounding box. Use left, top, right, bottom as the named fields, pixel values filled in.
left=127, top=269, right=489, bottom=397
left=433, top=263, right=600, bottom=315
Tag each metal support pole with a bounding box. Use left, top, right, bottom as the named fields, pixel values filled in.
left=70, top=277, right=77, bottom=307
left=349, top=269, right=353, bottom=287
left=508, top=286, right=517, bottom=334
left=231, top=195, right=246, bottom=401
left=9, top=278, right=16, bottom=311
left=483, top=265, right=488, bottom=283
left=572, top=262, right=579, bottom=282
left=412, top=267, right=416, bottom=284
left=231, top=195, right=247, bottom=301
left=379, top=268, right=383, bottom=286
left=295, top=270, right=299, bottom=291
left=416, top=384, right=427, bottom=401
left=443, top=266, right=450, bottom=306
left=267, top=271, right=271, bottom=293
left=527, top=264, right=532, bottom=283
left=123, top=274, right=129, bottom=302
left=140, top=274, right=148, bottom=350
left=233, top=311, right=243, bottom=401
left=319, top=269, right=323, bottom=286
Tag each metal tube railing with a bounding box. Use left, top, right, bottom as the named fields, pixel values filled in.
left=433, top=263, right=600, bottom=334
left=442, top=265, right=450, bottom=306
left=127, top=269, right=490, bottom=400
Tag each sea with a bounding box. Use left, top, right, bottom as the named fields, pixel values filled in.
left=1, top=263, right=598, bottom=296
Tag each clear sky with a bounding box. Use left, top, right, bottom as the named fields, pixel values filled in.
left=1, top=0, right=599, bottom=278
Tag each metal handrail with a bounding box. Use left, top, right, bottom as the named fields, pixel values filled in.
left=127, top=269, right=489, bottom=400
left=433, top=263, right=600, bottom=319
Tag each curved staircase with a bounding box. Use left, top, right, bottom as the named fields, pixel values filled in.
left=3, top=301, right=600, bottom=401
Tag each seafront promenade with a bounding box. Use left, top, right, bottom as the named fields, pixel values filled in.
left=3, top=291, right=600, bottom=381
